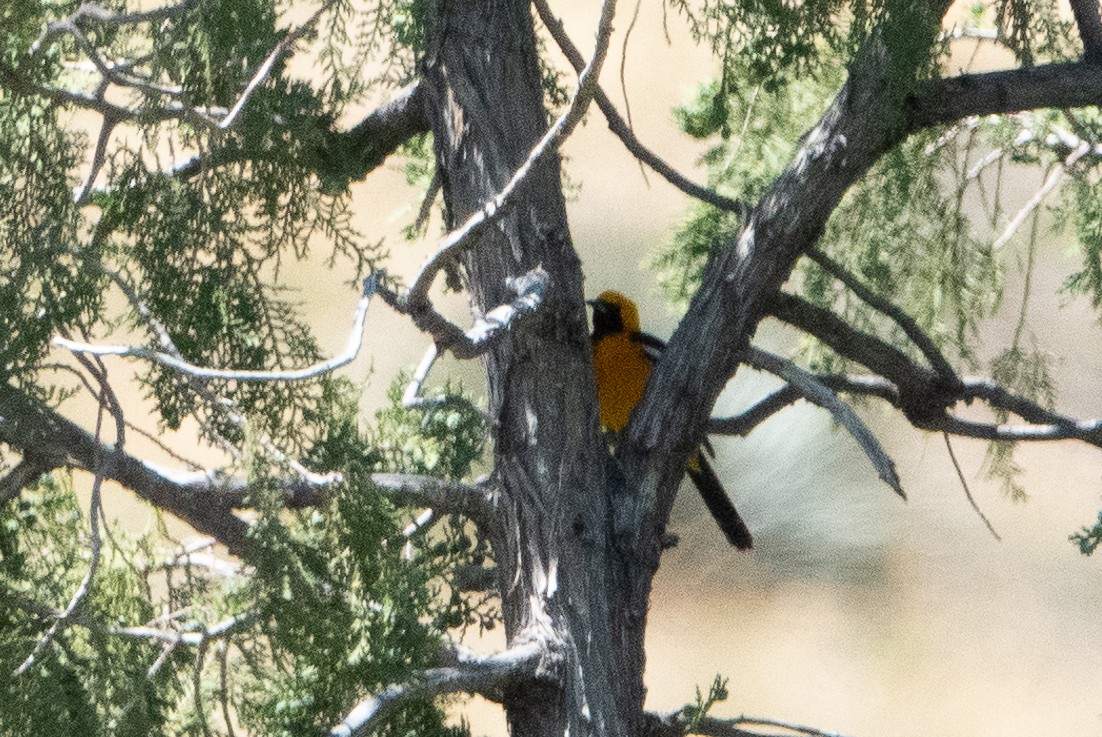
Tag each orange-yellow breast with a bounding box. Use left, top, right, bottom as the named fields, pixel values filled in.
left=593, top=333, right=652, bottom=432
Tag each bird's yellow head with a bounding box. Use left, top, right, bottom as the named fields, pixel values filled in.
left=588, top=290, right=641, bottom=339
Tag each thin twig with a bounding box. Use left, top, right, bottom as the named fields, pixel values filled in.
left=992, top=142, right=1089, bottom=250
left=54, top=274, right=378, bottom=381
left=532, top=0, right=749, bottom=219
left=619, top=0, right=648, bottom=183
left=806, top=248, right=958, bottom=382
left=218, top=0, right=337, bottom=130
left=942, top=432, right=1001, bottom=540
left=11, top=373, right=114, bottom=677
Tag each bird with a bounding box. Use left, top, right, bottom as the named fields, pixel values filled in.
left=588, top=290, right=754, bottom=550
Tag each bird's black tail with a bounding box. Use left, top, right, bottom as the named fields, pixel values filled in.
left=686, top=451, right=753, bottom=550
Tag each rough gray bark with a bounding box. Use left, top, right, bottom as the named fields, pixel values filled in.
left=419, top=1, right=633, bottom=734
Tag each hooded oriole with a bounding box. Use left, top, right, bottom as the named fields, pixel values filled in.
left=588, top=290, right=753, bottom=550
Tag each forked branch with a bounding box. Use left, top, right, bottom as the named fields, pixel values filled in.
left=53, top=275, right=379, bottom=381
left=741, top=348, right=904, bottom=497
left=330, top=642, right=547, bottom=737
left=531, top=0, right=749, bottom=219
left=379, top=267, right=550, bottom=360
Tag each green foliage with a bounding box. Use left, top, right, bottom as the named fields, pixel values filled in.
left=682, top=674, right=729, bottom=732
left=660, top=70, right=1000, bottom=370
left=316, top=0, right=428, bottom=104
left=656, top=65, right=845, bottom=307
left=983, top=343, right=1056, bottom=501
left=1, top=384, right=481, bottom=735
left=666, top=0, right=874, bottom=92
left=992, top=0, right=1074, bottom=66
left=1070, top=510, right=1102, bottom=555
left=0, top=93, right=100, bottom=384
left=149, top=0, right=280, bottom=108
left=233, top=484, right=456, bottom=737
left=811, top=136, right=1000, bottom=369
left=1059, top=174, right=1102, bottom=310
left=1, top=478, right=185, bottom=737
left=372, top=374, right=486, bottom=482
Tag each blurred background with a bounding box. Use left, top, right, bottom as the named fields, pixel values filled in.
left=68, top=1, right=1102, bottom=735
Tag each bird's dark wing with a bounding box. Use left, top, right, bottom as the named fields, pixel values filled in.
left=631, top=330, right=666, bottom=365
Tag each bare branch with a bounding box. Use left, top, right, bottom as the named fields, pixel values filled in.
left=742, top=348, right=904, bottom=498
left=1069, top=0, right=1102, bottom=63
left=112, top=613, right=250, bottom=647
left=805, top=248, right=958, bottom=381
left=401, top=343, right=488, bottom=420
left=53, top=275, right=378, bottom=381
left=646, top=710, right=853, bottom=737
left=960, top=378, right=1102, bottom=440
left=906, top=62, right=1102, bottom=132
left=943, top=432, right=1001, bottom=541
left=765, top=292, right=1102, bottom=449
left=370, top=473, right=497, bottom=535
left=403, top=0, right=618, bottom=308
left=0, top=381, right=252, bottom=553
left=991, top=142, right=1089, bottom=250
left=708, top=386, right=803, bottom=436
left=381, top=266, right=550, bottom=360
left=934, top=412, right=1102, bottom=445
left=330, top=642, right=547, bottom=737
left=531, top=0, right=749, bottom=218
left=766, top=292, right=959, bottom=423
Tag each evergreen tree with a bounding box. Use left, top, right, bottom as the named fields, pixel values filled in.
left=2, top=0, right=1101, bottom=734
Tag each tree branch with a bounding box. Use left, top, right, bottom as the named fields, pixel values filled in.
left=370, top=473, right=497, bottom=536
left=0, top=382, right=253, bottom=553
left=28, top=0, right=201, bottom=55
left=170, top=83, right=429, bottom=183
left=707, top=385, right=803, bottom=436
left=531, top=0, right=749, bottom=218
left=624, top=2, right=958, bottom=559
left=645, top=710, right=852, bottom=737
left=742, top=348, right=904, bottom=497
left=991, top=141, right=1089, bottom=250
left=0, top=455, right=55, bottom=505
left=330, top=642, right=548, bottom=737
left=1069, top=0, right=1102, bottom=64
left=805, top=248, right=957, bottom=381
left=54, top=275, right=378, bottom=381
left=379, top=266, right=549, bottom=360
left=766, top=292, right=960, bottom=422
left=906, top=62, right=1102, bottom=132
left=943, top=432, right=1001, bottom=541
left=337, top=83, right=429, bottom=181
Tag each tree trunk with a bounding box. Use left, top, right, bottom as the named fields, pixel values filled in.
left=420, top=1, right=645, bottom=733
